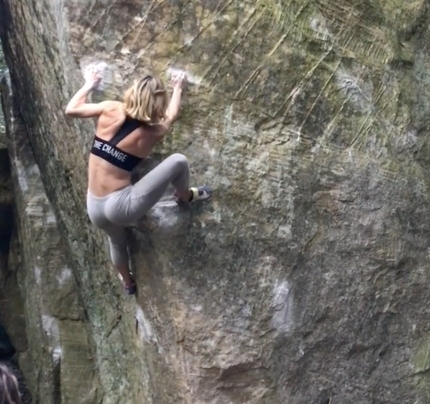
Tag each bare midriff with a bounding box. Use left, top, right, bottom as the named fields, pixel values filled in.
left=87, top=155, right=133, bottom=196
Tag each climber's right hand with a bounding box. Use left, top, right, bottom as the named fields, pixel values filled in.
left=83, top=66, right=102, bottom=91
left=171, top=72, right=188, bottom=90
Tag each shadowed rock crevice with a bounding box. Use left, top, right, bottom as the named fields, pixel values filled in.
left=0, top=131, right=32, bottom=402
left=0, top=201, right=13, bottom=255
left=0, top=131, right=13, bottom=263
left=0, top=321, right=15, bottom=361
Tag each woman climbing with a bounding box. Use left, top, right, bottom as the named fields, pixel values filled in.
left=65, top=67, right=212, bottom=295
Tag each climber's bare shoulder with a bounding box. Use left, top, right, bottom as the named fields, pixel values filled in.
left=97, top=100, right=123, bottom=120
left=66, top=99, right=115, bottom=119
left=95, top=101, right=126, bottom=137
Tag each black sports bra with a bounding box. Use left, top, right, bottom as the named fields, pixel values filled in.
left=90, top=118, right=143, bottom=172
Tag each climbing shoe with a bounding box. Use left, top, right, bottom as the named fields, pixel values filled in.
left=121, top=273, right=136, bottom=295
left=124, top=281, right=136, bottom=295
left=189, top=185, right=213, bottom=203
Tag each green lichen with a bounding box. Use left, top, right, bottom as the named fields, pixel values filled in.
left=411, top=339, right=430, bottom=398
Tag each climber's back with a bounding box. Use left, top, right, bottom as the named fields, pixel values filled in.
left=88, top=103, right=163, bottom=197
left=66, top=73, right=174, bottom=197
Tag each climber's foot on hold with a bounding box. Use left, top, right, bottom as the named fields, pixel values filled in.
left=124, top=279, right=136, bottom=295
left=175, top=185, right=213, bottom=204
left=124, top=281, right=136, bottom=295
left=189, top=185, right=213, bottom=203
left=121, top=274, right=136, bottom=295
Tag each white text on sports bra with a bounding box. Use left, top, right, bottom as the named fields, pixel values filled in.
left=93, top=140, right=127, bottom=162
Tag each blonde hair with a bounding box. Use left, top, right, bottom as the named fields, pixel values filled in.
left=123, top=75, right=168, bottom=124
left=0, top=364, right=20, bottom=404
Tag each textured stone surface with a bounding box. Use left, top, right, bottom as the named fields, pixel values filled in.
left=0, top=76, right=99, bottom=404
left=1, top=0, right=430, bottom=403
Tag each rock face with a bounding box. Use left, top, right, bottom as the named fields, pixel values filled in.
left=1, top=0, right=430, bottom=403
left=0, top=75, right=98, bottom=403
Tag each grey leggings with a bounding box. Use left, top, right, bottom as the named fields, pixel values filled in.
left=87, top=153, right=190, bottom=267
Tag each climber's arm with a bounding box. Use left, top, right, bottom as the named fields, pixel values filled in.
left=164, top=87, right=183, bottom=126
left=65, top=85, right=109, bottom=118
left=160, top=72, right=187, bottom=134
left=65, top=67, right=107, bottom=118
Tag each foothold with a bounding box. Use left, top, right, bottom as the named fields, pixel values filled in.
left=41, top=315, right=61, bottom=360
left=56, top=267, right=72, bottom=287
left=271, top=280, right=294, bottom=334
left=34, top=266, right=42, bottom=285
left=135, top=307, right=156, bottom=344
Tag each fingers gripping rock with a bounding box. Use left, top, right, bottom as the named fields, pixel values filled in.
left=166, top=67, right=200, bottom=86
left=80, top=60, right=123, bottom=101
